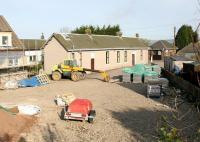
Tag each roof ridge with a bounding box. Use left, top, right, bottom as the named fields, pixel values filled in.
left=160, top=40, right=168, bottom=49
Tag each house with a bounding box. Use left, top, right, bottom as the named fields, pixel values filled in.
left=177, top=42, right=200, bottom=61
left=149, top=40, right=176, bottom=60
left=164, top=55, right=193, bottom=73
left=21, top=39, right=46, bottom=65
left=0, top=15, right=26, bottom=72
left=43, top=33, right=149, bottom=74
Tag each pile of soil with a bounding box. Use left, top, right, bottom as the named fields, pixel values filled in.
left=0, top=108, right=37, bottom=142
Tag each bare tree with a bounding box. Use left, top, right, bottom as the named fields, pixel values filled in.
left=60, top=27, right=71, bottom=33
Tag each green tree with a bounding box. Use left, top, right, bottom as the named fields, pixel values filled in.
left=71, top=25, right=121, bottom=36
left=175, top=25, right=197, bottom=50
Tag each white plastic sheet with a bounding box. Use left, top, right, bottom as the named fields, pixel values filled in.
left=18, top=105, right=41, bottom=115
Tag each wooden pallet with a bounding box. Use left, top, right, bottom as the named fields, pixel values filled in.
left=36, top=74, right=50, bottom=85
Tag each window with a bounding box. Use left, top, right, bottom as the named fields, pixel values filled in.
left=71, top=53, right=75, bottom=60
left=117, top=51, right=120, bottom=63
left=8, top=57, right=18, bottom=66
left=0, top=57, right=5, bottom=66
left=106, top=51, right=109, bottom=64
left=2, top=36, right=8, bottom=45
left=140, top=50, right=143, bottom=60
left=79, top=52, right=82, bottom=66
left=124, top=51, right=127, bottom=62
left=29, top=55, right=37, bottom=62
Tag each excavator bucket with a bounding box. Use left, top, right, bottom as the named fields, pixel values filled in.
left=101, top=72, right=110, bottom=82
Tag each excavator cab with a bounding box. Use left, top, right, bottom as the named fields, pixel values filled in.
left=64, top=60, right=78, bottom=67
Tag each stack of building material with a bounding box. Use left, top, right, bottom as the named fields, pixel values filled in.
left=147, top=84, right=161, bottom=97
left=143, top=71, right=159, bottom=83
left=0, top=71, right=28, bottom=88
left=152, top=65, right=161, bottom=75
left=55, top=93, right=76, bottom=106
left=132, top=74, right=142, bottom=83
left=122, top=64, right=162, bottom=84
left=122, top=72, right=132, bottom=83
left=147, top=78, right=169, bottom=87
left=3, top=80, right=18, bottom=89
left=146, top=78, right=169, bottom=96
left=158, top=78, right=169, bottom=91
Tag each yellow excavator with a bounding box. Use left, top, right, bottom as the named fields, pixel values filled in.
left=52, top=59, right=110, bottom=82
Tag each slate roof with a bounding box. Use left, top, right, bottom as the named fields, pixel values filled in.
left=45, top=33, right=149, bottom=50
left=21, top=39, right=46, bottom=50
left=171, top=55, right=192, bottom=61
left=150, top=40, right=175, bottom=50
left=0, top=15, right=23, bottom=48
left=177, top=42, right=200, bottom=54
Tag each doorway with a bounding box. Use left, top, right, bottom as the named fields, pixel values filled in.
left=132, top=54, right=135, bottom=66
left=91, top=58, right=95, bottom=70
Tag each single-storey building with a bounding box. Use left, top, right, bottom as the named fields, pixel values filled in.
left=164, top=55, right=193, bottom=73
left=43, top=33, right=149, bottom=74
left=177, top=42, right=200, bottom=61
left=150, top=40, right=176, bottom=60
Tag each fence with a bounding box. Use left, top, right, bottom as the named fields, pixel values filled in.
left=162, top=69, right=200, bottom=101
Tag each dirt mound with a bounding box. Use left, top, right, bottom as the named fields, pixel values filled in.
left=0, top=109, right=37, bottom=142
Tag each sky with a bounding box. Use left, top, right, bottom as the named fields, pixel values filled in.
left=0, top=0, right=200, bottom=40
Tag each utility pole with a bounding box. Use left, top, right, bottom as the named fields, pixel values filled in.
left=173, top=26, right=176, bottom=54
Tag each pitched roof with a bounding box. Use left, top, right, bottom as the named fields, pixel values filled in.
left=150, top=40, right=175, bottom=50
left=177, top=42, right=200, bottom=55
left=0, top=15, right=23, bottom=48
left=46, top=33, right=148, bottom=51
left=170, top=55, right=192, bottom=61
left=21, top=39, right=46, bottom=50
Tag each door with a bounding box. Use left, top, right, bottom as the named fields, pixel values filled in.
left=132, top=54, right=135, bottom=66
left=91, top=58, right=95, bottom=70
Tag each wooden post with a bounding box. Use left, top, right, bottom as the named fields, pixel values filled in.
left=173, top=26, right=176, bottom=53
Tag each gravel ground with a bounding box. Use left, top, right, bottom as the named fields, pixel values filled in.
left=0, top=69, right=190, bottom=142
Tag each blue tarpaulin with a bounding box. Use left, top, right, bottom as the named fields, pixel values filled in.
left=18, top=76, right=41, bottom=87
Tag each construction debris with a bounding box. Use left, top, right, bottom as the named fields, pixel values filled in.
left=17, top=105, right=41, bottom=115
left=18, top=74, right=50, bottom=87
left=55, top=93, right=76, bottom=106
left=3, top=80, right=18, bottom=89
left=0, top=106, right=37, bottom=142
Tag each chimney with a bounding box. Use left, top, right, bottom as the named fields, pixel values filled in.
left=41, top=33, right=45, bottom=39
left=135, top=33, right=139, bottom=38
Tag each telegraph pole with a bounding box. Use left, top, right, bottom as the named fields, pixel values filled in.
left=173, top=26, right=176, bottom=54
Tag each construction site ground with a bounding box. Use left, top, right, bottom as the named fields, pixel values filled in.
left=0, top=68, right=199, bottom=142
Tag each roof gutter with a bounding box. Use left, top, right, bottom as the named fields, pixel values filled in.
left=68, top=47, right=150, bottom=52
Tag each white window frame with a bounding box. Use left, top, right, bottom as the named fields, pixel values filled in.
left=8, top=57, right=18, bottom=66
left=2, top=36, right=8, bottom=45
left=29, top=55, right=37, bottom=62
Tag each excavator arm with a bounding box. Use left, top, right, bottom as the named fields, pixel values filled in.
left=83, top=68, right=110, bottom=82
